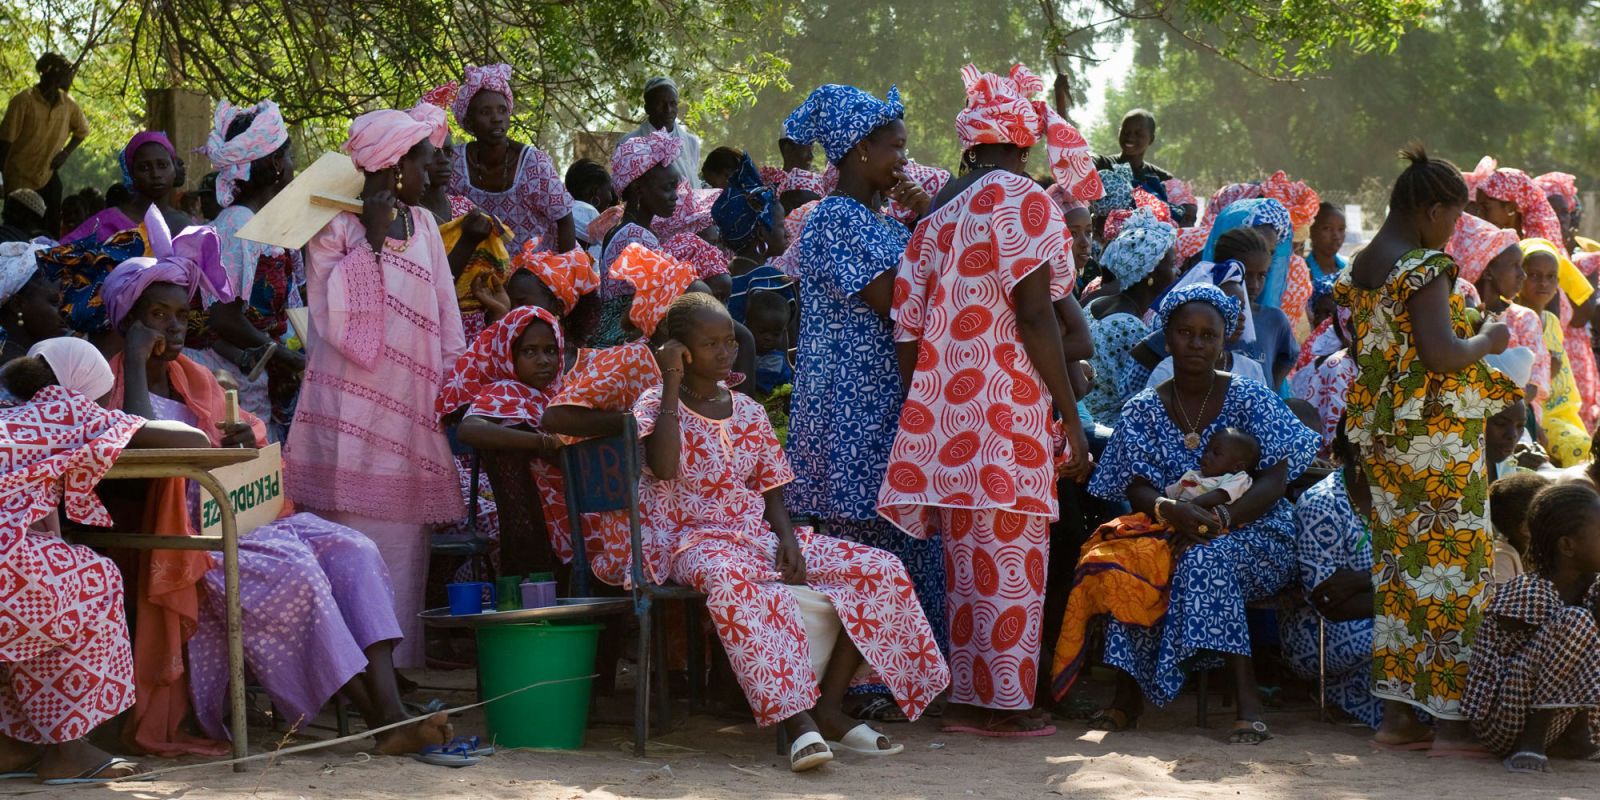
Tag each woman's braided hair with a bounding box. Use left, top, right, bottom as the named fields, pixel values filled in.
left=1388, top=144, right=1468, bottom=216
left=662, top=290, right=728, bottom=343
left=1524, top=481, right=1600, bottom=572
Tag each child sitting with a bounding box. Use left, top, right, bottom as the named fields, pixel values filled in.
left=744, top=289, right=795, bottom=441
left=1050, top=429, right=1260, bottom=695
left=636, top=292, right=948, bottom=772
left=1464, top=482, right=1600, bottom=774
left=1488, top=470, right=1546, bottom=584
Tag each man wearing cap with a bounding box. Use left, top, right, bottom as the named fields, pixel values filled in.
left=619, top=76, right=703, bottom=188
left=0, top=189, right=48, bottom=242
left=0, top=53, right=90, bottom=235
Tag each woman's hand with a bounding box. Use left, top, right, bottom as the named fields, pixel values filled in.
left=124, top=320, right=166, bottom=361
left=273, top=346, right=307, bottom=373
left=654, top=339, right=692, bottom=377
left=1310, top=568, right=1374, bottom=621
left=775, top=532, right=807, bottom=585
left=1058, top=424, right=1093, bottom=482
left=1480, top=319, right=1511, bottom=355
left=1164, top=500, right=1222, bottom=556
left=471, top=273, right=511, bottom=321
left=887, top=173, right=931, bottom=218
left=361, top=188, right=400, bottom=248
left=460, top=210, right=494, bottom=245
left=216, top=420, right=257, bottom=448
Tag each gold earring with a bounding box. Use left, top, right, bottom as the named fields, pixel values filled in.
left=394, top=167, right=404, bottom=193
left=860, top=153, right=868, bottom=163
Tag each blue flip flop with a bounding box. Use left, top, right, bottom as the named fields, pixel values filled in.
left=446, top=736, right=494, bottom=757
left=411, top=743, right=480, bottom=768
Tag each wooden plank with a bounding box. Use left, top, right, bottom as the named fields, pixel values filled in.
left=65, top=532, right=227, bottom=551
left=236, top=151, right=364, bottom=249
left=107, top=448, right=259, bottom=470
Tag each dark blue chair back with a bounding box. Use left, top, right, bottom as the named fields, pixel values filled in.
left=561, top=415, right=640, bottom=596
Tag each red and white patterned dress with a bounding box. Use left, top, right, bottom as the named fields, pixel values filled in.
left=544, top=340, right=661, bottom=584
left=634, top=387, right=948, bottom=726
left=879, top=170, right=1067, bottom=711
left=0, top=386, right=143, bottom=743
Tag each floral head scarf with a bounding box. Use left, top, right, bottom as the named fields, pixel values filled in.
left=421, top=81, right=460, bottom=111
left=206, top=100, right=289, bottom=208
left=120, top=131, right=176, bottom=189
left=453, top=64, right=514, bottom=127
left=1535, top=172, right=1580, bottom=214
left=661, top=232, right=730, bottom=279
left=102, top=205, right=234, bottom=330
left=953, top=63, right=1101, bottom=200
left=1464, top=157, right=1566, bottom=249
left=1204, top=197, right=1293, bottom=308
left=782, top=84, right=904, bottom=165
left=1100, top=207, right=1177, bottom=286
left=1176, top=225, right=1210, bottom=262
left=781, top=168, right=825, bottom=196
left=712, top=153, right=781, bottom=244
left=1092, top=163, right=1134, bottom=215
left=510, top=244, right=599, bottom=315
left=1104, top=189, right=1172, bottom=243
left=343, top=109, right=436, bottom=172
left=1158, top=282, right=1241, bottom=339
left=1164, top=179, right=1196, bottom=208
left=610, top=243, right=697, bottom=335
left=1260, top=170, right=1320, bottom=230
left=1446, top=213, right=1521, bottom=284
left=611, top=130, right=682, bottom=194
left=1200, top=181, right=1263, bottom=228
left=436, top=305, right=564, bottom=424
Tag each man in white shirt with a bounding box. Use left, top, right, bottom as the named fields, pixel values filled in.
left=619, top=76, right=703, bottom=188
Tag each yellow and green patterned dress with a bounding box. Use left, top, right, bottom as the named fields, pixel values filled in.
left=1334, top=249, right=1519, bottom=720
left=1536, top=309, right=1590, bottom=467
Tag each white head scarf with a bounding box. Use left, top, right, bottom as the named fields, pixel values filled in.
left=0, top=241, right=47, bottom=305
left=28, top=337, right=114, bottom=401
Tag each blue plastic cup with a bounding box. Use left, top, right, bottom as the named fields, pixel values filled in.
left=448, top=582, right=486, bottom=615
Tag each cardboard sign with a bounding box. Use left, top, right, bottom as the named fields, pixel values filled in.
left=235, top=151, right=365, bottom=250
left=199, top=442, right=286, bottom=537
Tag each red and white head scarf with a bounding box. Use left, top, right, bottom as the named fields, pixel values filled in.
left=885, top=160, right=950, bottom=225
left=206, top=99, right=289, bottom=208
left=1103, top=188, right=1173, bottom=242
left=1464, top=157, right=1566, bottom=251
left=452, top=64, right=514, bottom=127
left=953, top=63, right=1101, bottom=201
left=1446, top=212, right=1521, bottom=284
left=759, top=165, right=788, bottom=188
left=1535, top=172, right=1579, bottom=211
left=611, top=243, right=697, bottom=336
left=510, top=244, right=599, bottom=315
left=661, top=233, right=729, bottom=279
left=1260, top=170, right=1321, bottom=230
left=612, top=130, right=682, bottom=194
left=1176, top=225, right=1210, bottom=262
left=781, top=168, right=826, bottom=196
left=652, top=184, right=719, bottom=242
left=437, top=305, right=564, bottom=424
left=1201, top=182, right=1263, bottom=228
left=1164, top=179, right=1197, bottom=208
left=421, top=81, right=460, bottom=111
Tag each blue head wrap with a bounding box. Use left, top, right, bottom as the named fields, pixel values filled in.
left=1202, top=197, right=1293, bottom=309
left=711, top=153, right=781, bottom=244
left=1159, top=282, right=1241, bottom=339
left=783, top=84, right=904, bottom=165
left=1092, top=163, right=1134, bottom=216
left=1100, top=207, right=1177, bottom=286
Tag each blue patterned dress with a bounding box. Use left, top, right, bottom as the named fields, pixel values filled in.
left=1280, top=471, right=1382, bottom=727
left=1087, top=376, right=1319, bottom=705
left=785, top=195, right=947, bottom=650
left=1084, top=312, right=1150, bottom=426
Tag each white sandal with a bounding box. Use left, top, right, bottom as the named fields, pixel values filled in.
left=789, top=730, right=833, bottom=772
left=828, top=722, right=904, bottom=756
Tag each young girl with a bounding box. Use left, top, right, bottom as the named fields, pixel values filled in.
left=438, top=305, right=570, bottom=574
left=1464, top=482, right=1600, bottom=774
left=637, top=292, right=947, bottom=771
left=1518, top=239, right=1588, bottom=467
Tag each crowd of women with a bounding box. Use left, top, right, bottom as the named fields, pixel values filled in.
left=2, top=57, right=1600, bottom=783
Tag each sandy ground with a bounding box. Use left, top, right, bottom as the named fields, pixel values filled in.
left=5, top=668, right=1599, bottom=800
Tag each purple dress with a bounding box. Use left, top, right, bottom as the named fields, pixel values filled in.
left=148, top=395, right=402, bottom=739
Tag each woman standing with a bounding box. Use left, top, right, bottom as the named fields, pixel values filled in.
left=190, top=99, right=306, bottom=436
left=780, top=83, right=947, bottom=663
left=449, top=64, right=576, bottom=254
left=285, top=109, right=465, bottom=668
left=879, top=63, right=1095, bottom=736
left=1335, top=147, right=1516, bottom=755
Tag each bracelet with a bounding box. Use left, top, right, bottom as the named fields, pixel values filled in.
left=1216, top=504, right=1232, bottom=532
left=661, top=367, right=683, bottom=375
left=658, top=408, right=678, bottom=417
left=1151, top=498, right=1168, bottom=525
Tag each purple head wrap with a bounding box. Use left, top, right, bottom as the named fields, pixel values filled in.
left=103, top=204, right=234, bottom=330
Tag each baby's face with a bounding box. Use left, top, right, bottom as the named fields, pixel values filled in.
left=1200, top=438, right=1254, bottom=477
left=747, top=312, right=788, bottom=353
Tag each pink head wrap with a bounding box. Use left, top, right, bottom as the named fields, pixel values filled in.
left=28, top=337, right=114, bottom=401
left=343, top=109, right=437, bottom=172
left=661, top=232, right=730, bottom=279
left=452, top=64, right=514, bottom=127
left=1464, top=157, right=1566, bottom=250
left=652, top=185, right=717, bottom=241
left=1201, top=182, right=1263, bottom=228
left=759, top=165, right=788, bottom=188
left=120, top=131, right=176, bottom=189
left=611, top=131, right=682, bottom=194
left=206, top=99, right=290, bottom=208
left=103, top=205, right=234, bottom=330
left=436, top=305, right=564, bottom=423
left=1535, top=172, right=1579, bottom=210
left=953, top=63, right=1101, bottom=201
left=1046, top=183, right=1090, bottom=215
left=1446, top=213, right=1521, bottom=284
left=405, top=102, right=451, bottom=148
left=1176, top=225, right=1210, bottom=262
left=1164, top=179, right=1196, bottom=208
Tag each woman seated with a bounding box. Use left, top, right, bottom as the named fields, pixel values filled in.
left=439, top=305, right=571, bottom=576
left=0, top=337, right=209, bottom=784
left=62, top=132, right=192, bottom=245
left=1278, top=421, right=1381, bottom=729
left=638, top=293, right=948, bottom=772
left=94, top=212, right=452, bottom=758
left=1058, top=283, right=1319, bottom=743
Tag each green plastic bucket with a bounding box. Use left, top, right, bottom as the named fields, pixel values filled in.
left=476, top=621, right=602, bottom=749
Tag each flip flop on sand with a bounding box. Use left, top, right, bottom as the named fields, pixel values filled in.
left=1229, top=720, right=1273, bottom=745
left=411, top=743, right=481, bottom=768
left=1086, top=708, right=1137, bottom=732
left=827, top=723, right=904, bottom=756
left=1503, top=751, right=1551, bottom=774
left=40, top=757, right=150, bottom=786
left=942, top=713, right=1057, bottom=738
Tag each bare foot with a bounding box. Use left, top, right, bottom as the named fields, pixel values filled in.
left=34, top=740, right=146, bottom=782
left=1373, top=703, right=1433, bottom=747
left=373, top=712, right=453, bottom=756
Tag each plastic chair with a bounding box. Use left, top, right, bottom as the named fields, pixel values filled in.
left=560, top=415, right=707, bottom=756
